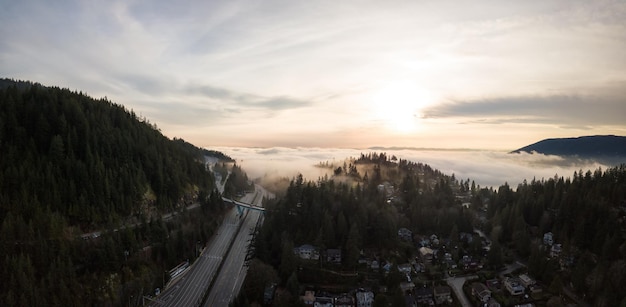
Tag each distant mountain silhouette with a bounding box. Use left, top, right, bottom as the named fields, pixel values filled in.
left=511, top=135, right=626, bottom=158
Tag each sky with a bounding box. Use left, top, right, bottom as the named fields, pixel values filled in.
left=1, top=0, right=625, bottom=150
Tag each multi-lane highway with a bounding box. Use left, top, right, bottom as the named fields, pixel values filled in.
left=152, top=186, right=268, bottom=307
left=153, top=207, right=241, bottom=306
left=203, top=187, right=267, bottom=306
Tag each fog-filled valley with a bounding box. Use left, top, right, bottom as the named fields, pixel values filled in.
left=213, top=146, right=616, bottom=189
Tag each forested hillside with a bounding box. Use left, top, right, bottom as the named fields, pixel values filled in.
left=486, top=166, right=626, bottom=306
left=0, top=79, right=229, bottom=305
left=237, top=153, right=626, bottom=306
left=241, top=153, right=475, bottom=305
left=0, top=79, right=215, bottom=227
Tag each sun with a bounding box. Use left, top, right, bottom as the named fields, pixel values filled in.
left=370, top=80, right=434, bottom=133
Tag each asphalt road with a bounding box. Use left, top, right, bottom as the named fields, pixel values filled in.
left=153, top=207, right=241, bottom=307
left=204, top=186, right=268, bottom=307
left=446, top=275, right=477, bottom=307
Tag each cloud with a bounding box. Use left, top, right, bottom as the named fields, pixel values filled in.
left=2, top=0, right=625, bottom=149
left=186, top=84, right=311, bottom=110
left=423, top=89, right=626, bottom=127
left=212, top=146, right=616, bottom=189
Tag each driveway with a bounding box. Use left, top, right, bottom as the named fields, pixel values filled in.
left=446, top=275, right=477, bottom=307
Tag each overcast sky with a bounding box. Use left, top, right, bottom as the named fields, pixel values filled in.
left=2, top=0, right=625, bottom=150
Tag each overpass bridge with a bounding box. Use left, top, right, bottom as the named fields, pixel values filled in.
left=222, top=196, right=266, bottom=216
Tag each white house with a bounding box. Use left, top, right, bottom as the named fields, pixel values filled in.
left=518, top=274, right=535, bottom=288
left=419, top=247, right=434, bottom=263
left=504, top=278, right=525, bottom=296
left=294, top=244, right=320, bottom=260
left=543, top=232, right=554, bottom=246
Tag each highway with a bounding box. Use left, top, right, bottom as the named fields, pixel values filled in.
left=203, top=186, right=269, bottom=307
left=150, top=186, right=267, bottom=307
left=151, top=207, right=241, bottom=307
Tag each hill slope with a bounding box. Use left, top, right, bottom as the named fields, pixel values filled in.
left=0, top=79, right=234, bottom=305
left=511, top=135, right=626, bottom=158
left=0, top=78, right=222, bottom=227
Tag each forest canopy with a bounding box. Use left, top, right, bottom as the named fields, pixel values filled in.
left=0, top=78, right=219, bottom=228
left=0, top=79, right=233, bottom=305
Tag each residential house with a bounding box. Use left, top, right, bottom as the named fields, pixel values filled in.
left=486, top=279, right=500, bottom=291
left=294, top=244, right=320, bottom=260
left=398, top=228, right=413, bottom=242
left=462, top=255, right=480, bottom=271
left=550, top=244, right=562, bottom=258
left=415, top=287, right=434, bottom=305
left=487, top=298, right=501, bottom=307
left=430, top=234, right=440, bottom=245
left=314, top=293, right=334, bottom=307
left=446, top=259, right=458, bottom=269
left=419, top=247, right=434, bottom=263
left=543, top=232, right=553, bottom=246
left=356, top=290, right=374, bottom=307
left=518, top=274, right=535, bottom=288
left=301, top=290, right=316, bottom=305
left=335, top=293, right=355, bottom=307
left=398, top=263, right=412, bottom=275
left=370, top=260, right=380, bottom=270
left=327, top=249, right=342, bottom=264
left=433, top=286, right=452, bottom=304
left=471, top=282, right=491, bottom=303
left=413, top=262, right=425, bottom=273
left=377, top=182, right=395, bottom=195
left=443, top=253, right=457, bottom=269
left=504, top=278, right=525, bottom=296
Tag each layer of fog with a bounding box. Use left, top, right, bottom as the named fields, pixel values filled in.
left=211, top=146, right=619, bottom=189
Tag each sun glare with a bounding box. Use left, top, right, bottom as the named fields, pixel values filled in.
left=370, top=80, right=434, bottom=133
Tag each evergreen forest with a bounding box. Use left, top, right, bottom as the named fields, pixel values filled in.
left=0, top=79, right=234, bottom=305
left=239, top=153, right=626, bottom=306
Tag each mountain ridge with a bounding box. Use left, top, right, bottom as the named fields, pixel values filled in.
left=511, top=135, right=626, bottom=158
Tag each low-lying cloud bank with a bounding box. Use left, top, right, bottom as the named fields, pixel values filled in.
left=211, top=146, right=621, bottom=189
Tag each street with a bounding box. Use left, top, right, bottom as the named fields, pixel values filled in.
left=446, top=275, right=477, bottom=307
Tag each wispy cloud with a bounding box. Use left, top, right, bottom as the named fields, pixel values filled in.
left=1, top=0, right=625, bottom=148
left=423, top=89, right=626, bottom=127
left=186, top=84, right=311, bottom=110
